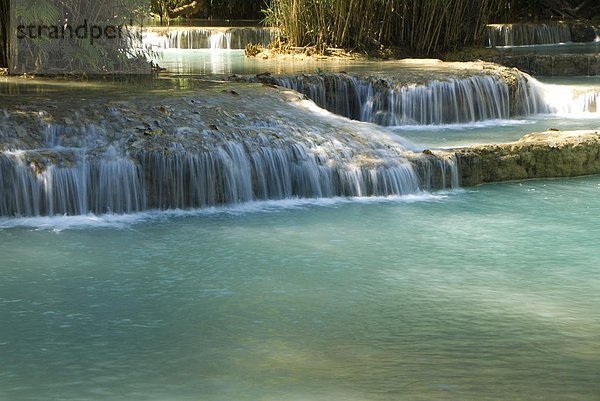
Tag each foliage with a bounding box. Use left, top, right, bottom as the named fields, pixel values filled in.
left=264, top=0, right=515, bottom=55
left=10, top=0, right=152, bottom=74
left=151, top=0, right=264, bottom=20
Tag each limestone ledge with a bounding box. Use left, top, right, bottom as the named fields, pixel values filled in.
left=446, top=50, right=600, bottom=77
left=3, top=77, right=599, bottom=190
left=486, top=54, right=600, bottom=77
left=426, top=130, right=600, bottom=187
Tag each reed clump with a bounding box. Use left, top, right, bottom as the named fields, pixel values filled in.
left=264, top=0, right=509, bottom=55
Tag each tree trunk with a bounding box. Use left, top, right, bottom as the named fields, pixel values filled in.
left=167, top=0, right=205, bottom=18
left=0, top=0, right=8, bottom=68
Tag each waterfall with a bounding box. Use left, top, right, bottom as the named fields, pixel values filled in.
left=268, top=73, right=565, bottom=125
left=413, top=155, right=460, bottom=191
left=0, top=148, right=145, bottom=216
left=0, top=130, right=462, bottom=217
left=512, top=76, right=554, bottom=116
left=262, top=72, right=600, bottom=126
left=144, top=28, right=277, bottom=50
left=530, top=82, right=600, bottom=115
left=138, top=141, right=421, bottom=209
left=486, top=23, right=572, bottom=47
left=272, top=74, right=513, bottom=125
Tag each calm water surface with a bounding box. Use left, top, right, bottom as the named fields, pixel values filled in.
left=496, top=41, right=600, bottom=55
left=1, top=177, right=600, bottom=401
left=2, top=43, right=600, bottom=401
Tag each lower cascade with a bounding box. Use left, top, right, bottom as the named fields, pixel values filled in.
left=0, top=132, right=458, bottom=217
left=137, top=142, right=422, bottom=210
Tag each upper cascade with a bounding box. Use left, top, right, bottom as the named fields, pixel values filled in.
left=486, top=22, right=600, bottom=47
left=248, top=69, right=599, bottom=127
left=269, top=74, right=513, bottom=125
left=486, top=23, right=572, bottom=47
left=143, top=27, right=278, bottom=50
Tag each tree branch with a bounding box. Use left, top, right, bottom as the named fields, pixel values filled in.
left=167, top=0, right=204, bottom=18
left=539, top=0, right=581, bottom=19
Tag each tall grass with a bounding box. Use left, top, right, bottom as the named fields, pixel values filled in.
left=264, top=0, right=509, bottom=55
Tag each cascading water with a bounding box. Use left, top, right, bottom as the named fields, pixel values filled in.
left=144, top=27, right=278, bottom=50
left=17, top=64, right=600, bottom=218
left=532, top=82, right=600, bottom=115
left=0, top=122, right=458, bottom=217
left=257, top=72, right=600, bottom=126
left=413, top=154, right=460, bottom=191
left=138, top=138, right=423, bottom=210
left=5, top=66, right=598, bottom=218
left=0, top=148, right=146, bottom=216
left=270, top=74, right=514, bottom=125
left=486, top=23, right=572, bottom=47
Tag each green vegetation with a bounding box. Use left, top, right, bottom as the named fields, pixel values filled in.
left=2, top=0, right=598, bottom=70
left=151, top=0, right=263, bottom=20
left=6, top=0, right=151, bottom=74
left=263, top=0, right=507, bottom=55
left=262, top=0, right=599, bottom=55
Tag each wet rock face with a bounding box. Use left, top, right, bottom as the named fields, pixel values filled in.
left=444, top=131, right=600, bottom=186
left=570, top=23, right=598, bottom=43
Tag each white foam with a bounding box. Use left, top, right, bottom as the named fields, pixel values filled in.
left=0, top=193, right=452, bottom=231
left=389, top=119, right=533, bottom=131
